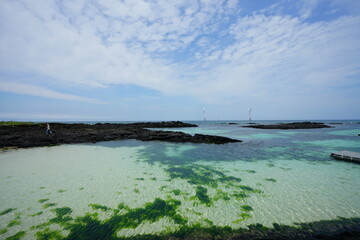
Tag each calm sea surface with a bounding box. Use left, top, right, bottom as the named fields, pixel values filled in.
left=0, top=120, right=359, bottom=239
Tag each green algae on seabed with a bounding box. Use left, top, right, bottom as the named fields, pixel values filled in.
left=165, top=164, right=241, bottom=188
left=50, top=207, right=73, bottom=224
left=34, top=198, right=186, bottom=240
left=213, top=189, right=231, bottom=201
left=7, top=219, right=21, bottom=227
left=29, top=211, right=43, bottom=217
left=57, top=189, right=66, bottom=193
left=164, top=163, right=262, bottom=207
left=89, top=204, right=110, bottom=211
left=171, top=189, right=181, bottom=196
left=239, top=185, right=262, bottom=193
left=0, top=208, right=17, bottom=216
left=4, top=231, right=26, bottom=240
left=37, top=198, right=49, bottom=204
left=233, top=212, right=251, bottom=224
left=43, top=203, right=57, bottom=209
left=232, top=191, right=249, bottom=200
left=240, top=205, right=253, bottom=212
left=0, top=228, right=8, bottom=235
left=36, top=228, right=64, bottom=240
left=134, top=177, right=145, bottom=180
left=24, top=217, right=360, bottom=239
left=194, top=186, right=212, bottom=206
left=117, top=203, right=130, bottom=211
left=279, top=167, right=292, bottom=171
left=265, top=178, right=277, bottom=183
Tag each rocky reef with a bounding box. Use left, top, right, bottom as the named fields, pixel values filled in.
left=243, top=121, right=332, bottom=129
left=0, top=121, right=241, bottom=148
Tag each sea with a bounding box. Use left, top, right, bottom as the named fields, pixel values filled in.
left=0, top=120, right=359, bottom=239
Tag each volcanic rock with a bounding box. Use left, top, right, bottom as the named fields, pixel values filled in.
left=242, top=121, right=332, bottom=129
left=0, top=122, right=241, bottom=148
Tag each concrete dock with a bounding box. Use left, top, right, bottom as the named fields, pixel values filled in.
left=331, top=151, right=360, bottom=163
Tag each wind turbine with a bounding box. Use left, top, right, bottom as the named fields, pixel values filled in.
left=248, top=107, right=253, bottom=122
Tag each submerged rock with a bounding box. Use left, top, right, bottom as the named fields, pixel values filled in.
left=0, top=121, right=241, bottom=148
left=242, top=121, right=332, bottom=129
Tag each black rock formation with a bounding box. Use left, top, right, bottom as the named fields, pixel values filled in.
left=242, top=121, right=332, bottom=129
left=0, top=121, right=241, bottom=148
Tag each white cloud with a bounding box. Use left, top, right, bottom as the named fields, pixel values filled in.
left=0, top=0, right=359, bottom=107
left=297, top=0, right=321, bottom=20
left=0, top=80, right=105, bottom=104
left=0, top=0, right=232, bottom=95
left=184, top=14, right=360, bottom=101
left=330, top=0, right=360, bottom=16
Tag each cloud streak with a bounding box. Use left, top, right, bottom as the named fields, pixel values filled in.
left=0, top=80, right=105, bottom=104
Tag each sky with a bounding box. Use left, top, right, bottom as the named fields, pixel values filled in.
left=0, top=0, right=359, bottom=121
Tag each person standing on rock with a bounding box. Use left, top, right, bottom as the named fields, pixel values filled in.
left=46, top=124, right=52, bottom=134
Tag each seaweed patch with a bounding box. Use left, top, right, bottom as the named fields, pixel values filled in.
left=265, top=178, right=277, bottom=183
left=89, top=204, right=110, bottom=211
left=0, top=208, right=17, bottom=216
left=37, top=198, right=49, bottom=204
left=43, top=203, right=57, bottom=209
left=7, top=219, right=21, bottom=227
left=29, top=211, right=43, bottom=217
left=171, top=189, right=181, bottom=196
left=34, top=198, right=186, bottom=239
left=194, top=186, right=212, bottom=206
left=240, top=205, right=253, bottom=212
left=4, top=231, right=26, bottom=240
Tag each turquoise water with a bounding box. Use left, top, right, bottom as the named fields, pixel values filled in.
left=0, top=121, right=359, bottom=239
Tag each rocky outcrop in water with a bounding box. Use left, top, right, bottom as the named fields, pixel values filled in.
left=242, top=121, right=332, bottom=129
left=0, top=122, right=241, bottom=148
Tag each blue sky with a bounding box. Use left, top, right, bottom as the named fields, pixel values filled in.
left=0, top=0, right=359, bottom=121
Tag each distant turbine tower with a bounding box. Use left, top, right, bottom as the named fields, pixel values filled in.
left=203, top=107, right=206, bottom=121
left=248, top=107, right=253, bottom=122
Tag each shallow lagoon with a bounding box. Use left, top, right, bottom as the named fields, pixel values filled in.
left=0, top=121, right=359, bottom=239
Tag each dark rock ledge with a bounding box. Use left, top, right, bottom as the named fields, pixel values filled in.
left=0, top=121, right=241, bottom=148
left=242, top=121, right=332, bottom=129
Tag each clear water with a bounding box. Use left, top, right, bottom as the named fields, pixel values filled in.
left=0, top=120, right=359, bottom=239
